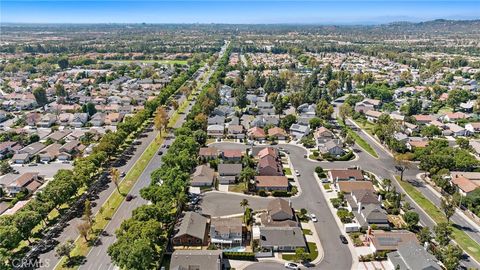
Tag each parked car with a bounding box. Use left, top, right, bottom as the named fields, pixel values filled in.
left=125, top=194, right=133, bottom=201
left=310, top=214, right=318, bottom=222
left=295, top=170, right=301, bottom=176
left=284, top=262, right=299, bottom=270
left=120, top=172, right=126, bottom=177
left=339, top=235, right=348, bottom=244
left=157, top=150, right=163, bottom=155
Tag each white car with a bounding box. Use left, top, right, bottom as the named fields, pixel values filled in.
left=284, top=262, right=299, bottom=270
left=310, top=213, right=318, bottom=222
left=295, top=170, right=301, bottom=176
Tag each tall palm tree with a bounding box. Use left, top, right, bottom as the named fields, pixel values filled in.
left=240, top=199, right=249, bottom=212
left=110, top=168, right=120, bottom=193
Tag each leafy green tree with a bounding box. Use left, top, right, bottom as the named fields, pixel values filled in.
left=82, top=102, right=97, bottom=116
left=55, top=239, right=74, bottom=261
left=280, top=114, right=297, bottom=130
left=58, top=58, right=69, bottom=70
left=440, top=244, right=462, bottom=270
left=315, top=99, right=334, bottom=119
left=417, top=227, right=432, bottom=244
left=235, top=85, right=248, bottom=109
left=441, top=198, right=456, bottom=224
left=0, top=160, right=13, bottom=175
left=294, top=248, right=309, bottom=263
left=0, top=225, right=22, bottom=249
left=420, top=125, right=441, bottom=138
left=403, top=211, right=419, bottom=230
left=434, top=222, right=453, bottom=246
left=447, top=89, right=470, bottom=109
left=309, top=117, right=322, bottom=130
left=12, top=210, right=41, bottom=244
left=33, top=87, right=48, bottom=106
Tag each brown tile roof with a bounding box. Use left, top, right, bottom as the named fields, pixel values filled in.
left=329, top=169, right=364, bottom=181
left=268, top=127, right=287, bottom=137
left=408, top=140, right=429, bottom=148
left=451, top=174, right=480, bottom=193
left=255, top=176, right=288, bottom=189
left=248, top=127, right=266, bottom=138
left=257, top=147, right=278, bottom=159
left=222, top=149, right=243, bottom=158
left=338, top=181, right=375, bottom=193
left=198, top=147, right=219, bottom=157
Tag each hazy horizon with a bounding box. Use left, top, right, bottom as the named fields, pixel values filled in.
left=2, top=1, right=479, bottom=24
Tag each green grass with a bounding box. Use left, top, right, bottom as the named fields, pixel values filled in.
left=228, top=182, right=247, bottom=193
left=338, top=118, right=378, bottom=158
left=323, top=183, right=331, bottom=190
left=396, top=176, right=480, bottom=262
left=282, top=242, right=319, bottom=262
left=283, top=167, right=292, bottom=175
left=102, top=59, right=188, bottom=65
left=302, top=229, right=313, bottom=235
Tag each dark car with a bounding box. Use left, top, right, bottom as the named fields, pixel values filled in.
left=339, top=235, right=348, bottom=244
left=158, top=150, right=163, bottom=155
left=125, top=194, right=133, bottom=201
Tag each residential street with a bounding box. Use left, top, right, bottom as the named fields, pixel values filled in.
left=206, top=138, right=480, bottom=269
left=77, top=43, right=229, bottom=270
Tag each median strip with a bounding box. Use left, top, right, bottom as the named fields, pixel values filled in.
left=337, top=118, right=378, bottom=158
left=55, top=78, right=202, bottom=270
left=395, top=176, right=480, bottom=263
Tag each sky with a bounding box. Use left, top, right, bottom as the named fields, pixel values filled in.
left=1, top=1, right=480, bottom=24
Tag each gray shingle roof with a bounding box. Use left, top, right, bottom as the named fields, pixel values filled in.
left=174, top=212, right=208, bottom=240
left=260, top=227, right=306, bottom=248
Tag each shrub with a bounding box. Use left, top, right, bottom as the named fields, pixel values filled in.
left=258, top=190, right=267, bottom=197
left=272, top=190, right=291, bottom=197
left=223, top=252, right=256, bottom=261
left=330, top=198, right=343, bottom=208
left=315, top=166, right=324, bottom=174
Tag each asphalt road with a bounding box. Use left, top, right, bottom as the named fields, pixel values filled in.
left=78, top=42, right=229, bottom=269
left=208, top=138, right=480, bottom=269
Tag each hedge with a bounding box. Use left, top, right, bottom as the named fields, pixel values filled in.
left=223, top=252, right=256, bottom=261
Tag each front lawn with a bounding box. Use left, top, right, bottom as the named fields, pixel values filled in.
left=283, top=167, right=292, bottom=175
left=282, top=242, right=318, bottom=262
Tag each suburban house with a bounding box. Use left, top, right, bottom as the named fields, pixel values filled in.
left=70, top=113, right=89, bottom=128
left=268, top=127, right=288, bottom=140
left=207, top=124, right=225, bottom=138
left=443, top=123, right=468, bottom=137
left=199, top=147, right=219, bottom=160
left=0, top=141, right=19, bottom=159
left=218, top=164, right=242, bottom=184
left=314, top=126, right=335, bottom=144
left=5, top=172, right=43, bottom=196
left=259, top=227, right=306, bottom=252
left=260, top=198, right=298, bottom=227
left=227, top=124, right=245, bottom=139
left=289, top=123, right=310, bottom=140
left=365, top=110, right=383, bottom=123
left=413, top=115, right=434, bottom=125
left=18, top=142, right=46, bottom=156
left=328, top=169, right=365, bottom=183
left=355, top=98, right=381, bottom=113
left=337, top=181, right=375, bottom=194
left=450, top=172, right=480, bottom=196
left=170, top=250, right=224, bottom=270
left=346, top=189, right=389, bottom=229
left=191, top=165, right=216, bottom=187
left=255, top=175, right=289, bottom=191
left=442, top=112, right=468, bottom=122
left=221, top=149, right=243, bottom=162
left=257, top=155, right=283, bottom=176
left=11, top=153, right=31, bottom=164
left=247, top=127, right=266, bottom=141
left=208, top=115, right=226, bottom=125
left=38, top=143, right=62, bottom=163
left=367, top=230, right=418, bottom=252
left=318, top=139, right=345, bottom=156
left=387, top=241, right=442, bottom=270
left=465, top=122, right=480, bottom=133
left=210, top=217, right=243, bottom=248
left=172, top=212, right=208, bottom=247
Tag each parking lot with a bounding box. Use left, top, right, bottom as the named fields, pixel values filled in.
left=12, top=162, right=73, bottom=179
